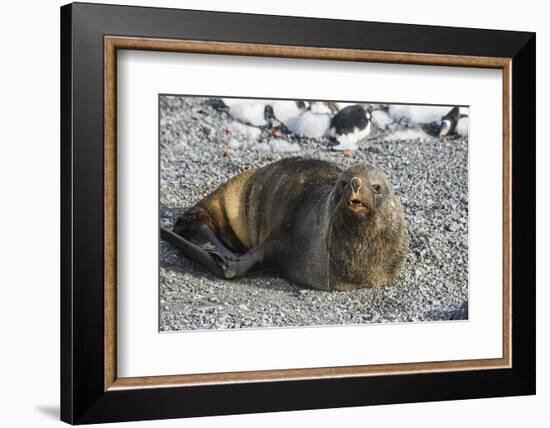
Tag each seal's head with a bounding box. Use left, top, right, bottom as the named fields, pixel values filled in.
left=327, top=163, right=408, bottom=288
left=331, top=164, right=394, bottom=222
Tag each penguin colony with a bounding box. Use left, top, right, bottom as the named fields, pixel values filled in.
left=218, top=98, right=468, bottom=153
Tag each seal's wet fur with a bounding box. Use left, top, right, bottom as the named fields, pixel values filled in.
left=163, top=157, right=409, bottom=290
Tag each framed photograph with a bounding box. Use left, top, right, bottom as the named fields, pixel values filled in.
left=60, top=2, right=535, bottom=424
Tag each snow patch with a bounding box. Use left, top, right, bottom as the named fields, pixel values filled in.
left=309, top=102, right=333, bottom=115
left=284, top=111, right=331, bottom=138
left=389, top=105, right=452, bottom=124
left=272, top=101, right=303, bottom=122
left=229, top=102, right=268, bottom=126
left=228, top=121, right=261, bottom=139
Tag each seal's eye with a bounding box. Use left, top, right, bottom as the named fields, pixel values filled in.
left=371, top=184, right=382, bottom=194
left=340, top=180, right=348, bottom=188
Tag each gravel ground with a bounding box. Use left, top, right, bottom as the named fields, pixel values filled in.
left=159, top=96, right=469, bottom=331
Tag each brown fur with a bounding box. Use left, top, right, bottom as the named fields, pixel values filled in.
left=171, top=158, right=409, bottom=291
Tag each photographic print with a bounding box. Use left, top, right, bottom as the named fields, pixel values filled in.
left=159, top=95, right=469, bottom=331
left=61, top=6, right=534, bottom=422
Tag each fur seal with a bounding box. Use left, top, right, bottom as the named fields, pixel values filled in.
left=161, top=157, right=409, bottom=291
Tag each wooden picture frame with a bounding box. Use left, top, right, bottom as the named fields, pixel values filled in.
left=61, top=2, right=535, bottom=424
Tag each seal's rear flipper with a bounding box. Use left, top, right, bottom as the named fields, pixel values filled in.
left=161, top=228, right=226, bottom=278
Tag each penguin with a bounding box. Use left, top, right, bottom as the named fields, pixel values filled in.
left=421, top=106, right=461, bottom=138
left=271, top=100, right=309, bottom=123
left=295, top=100, right=308, bottom=110
left=308, top=101, right=339, bottom=115
left=263, top=104, right=276, bottom=128
left=228, top=101, right=271, bottom=127
left=210, top=98, right=275, bottom=128
left=207, top=98, right=228, bottom=111
left=370, top=105, right=393, bottom=129
left=284, top=110, right=331, bottom=138
left=327, top=104, right=372, bottom=150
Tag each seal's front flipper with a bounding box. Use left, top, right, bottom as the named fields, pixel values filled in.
left=223, top=258, right=254, bottom=279
left=223, top=241, right=276, bottom=279
left=161, top=228, right=225, bottom=278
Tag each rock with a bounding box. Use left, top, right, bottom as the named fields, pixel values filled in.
left=227, top=139, right=241, bottom=149
left=446, top=222, right=459, bottom=232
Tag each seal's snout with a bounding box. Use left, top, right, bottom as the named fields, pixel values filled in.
left=345, top=178, right=373, bottom=214
left=350, top=177, right=362, bottom=192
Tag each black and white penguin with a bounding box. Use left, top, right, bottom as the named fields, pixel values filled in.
left=327, top=104, right=372, bottom=150
left=215, top=98, right=271, bottom=127
left=421, top=106, right=461, bottom=138
left=270, top=100, right=309, bottom=123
